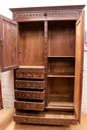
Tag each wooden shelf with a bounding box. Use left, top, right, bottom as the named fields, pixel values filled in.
left=45, top=105, right=74, bottom=111
left=48, top=73, right=75, bottom=78
left=19, top=66, right=45, bottom=69
left=46, top=95, right=74, bottom=111
left=48, top=56, right=75, bottom=58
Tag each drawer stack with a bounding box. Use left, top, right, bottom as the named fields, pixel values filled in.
left=14, top=67, right=45, bottom=112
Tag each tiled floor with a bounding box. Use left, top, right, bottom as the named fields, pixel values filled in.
left=0, top=108, right=87, bottom=130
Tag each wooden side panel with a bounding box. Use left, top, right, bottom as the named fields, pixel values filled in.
left=74, top=12, right=84, bottom=122
left=0, top=15, right=18, bottom=72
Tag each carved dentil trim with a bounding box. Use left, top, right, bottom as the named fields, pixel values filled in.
left=14, top=12, right=44, bottom=19
left=47, top=10, right=80, bottom=17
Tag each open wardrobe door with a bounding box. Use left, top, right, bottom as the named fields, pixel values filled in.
left=74, top=11, right=84, bottom=123
left=0, top=15, right=18, bottom=72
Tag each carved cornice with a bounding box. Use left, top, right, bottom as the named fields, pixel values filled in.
left=13, top=10, right=82, bottom=21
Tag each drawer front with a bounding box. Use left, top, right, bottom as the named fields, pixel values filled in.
left=14, top=113, right=77, bottom=125
left=15, top=80, right=45, bottom=89
left=15, top=68, right=45, bottom=79
left=14, top=101, right=44, bottom=111
left=15, top=90, right=45, bottom=100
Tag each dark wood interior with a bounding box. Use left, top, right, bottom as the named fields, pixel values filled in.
left=48, top=57, right=75, bottom=76
left=48, top=77, right=74, bottom=98
left=18, top=21, right=44, bottom=66
left=48, top=21, right=75, bottom=56
left=47, top=21, right=75, bottom=110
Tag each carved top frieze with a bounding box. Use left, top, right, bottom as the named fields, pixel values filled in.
left=13, top=10, right=82, bottom=21
left=10, top=5, right=85, bottom=21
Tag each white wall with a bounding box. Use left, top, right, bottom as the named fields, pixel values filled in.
left=0, top=0, right=87, bottom=113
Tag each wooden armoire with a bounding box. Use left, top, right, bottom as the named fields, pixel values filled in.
left=0, top=5, right=85, bottom=125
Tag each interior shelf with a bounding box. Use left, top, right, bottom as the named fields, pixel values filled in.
left=48, top=72, right=75, bottom=77
left=48, top=56, right=75, bottom=58
left=45, top=95, right=74, bottom=111
left=19, top=65, right=45, bottom=69
left=48, top=57, right=75, bottom=77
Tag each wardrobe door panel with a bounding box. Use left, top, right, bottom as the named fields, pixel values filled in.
left=0, top=15, right=18, bottom=72
left=74, top=12, right=84, bottom=123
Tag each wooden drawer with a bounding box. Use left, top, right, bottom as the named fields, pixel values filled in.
left=15, top=80, right=45, bottom=89
left=15, top=90, right=45, bottom=100
left=14, top=100, right=44, bottom=111
left=15, top=68, right=45, bottom=79
left=14, top=111, right=77, bottom=125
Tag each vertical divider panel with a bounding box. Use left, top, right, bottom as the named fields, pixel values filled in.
left=44, top=21, right=48, bottom=106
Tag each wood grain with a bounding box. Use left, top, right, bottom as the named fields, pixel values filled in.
left=18, top=22, right=44, bottom=66
left=1, top=15, right=18, bottom=71
left=48, top=21, right=75, bottom=56
left=74, top=12, right=84, bottom=122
